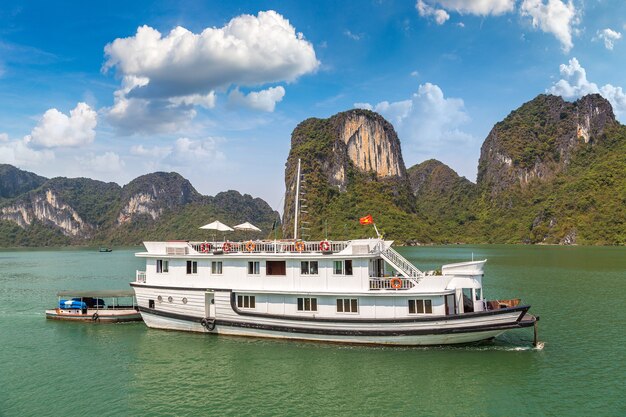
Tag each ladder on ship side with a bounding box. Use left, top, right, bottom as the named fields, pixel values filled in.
left=378, top=244, right=424, bottom=284
left=298, top=172, right=312, bottom=241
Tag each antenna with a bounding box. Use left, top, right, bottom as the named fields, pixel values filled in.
left=293, top=158, right=301, bottom=240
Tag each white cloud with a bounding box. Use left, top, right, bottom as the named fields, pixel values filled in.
left=0, top=133, right=8, bottom=142
left=355, top=82, right=472, bottom=150
left=26, top=102, right=97, bottom=148
left=169, top=137, right=226, bottom=166
left=416, top=1, right=450, bottom=25
left=0, top=138, right=55, bottom=168
left=355, top=83, right=477, bottom=179
left=168, top=92, right=217, bottom=109
left=130, top=144, right=171, bottom=158
left=228, top=86, right=285, bottom=112
left=77, top=151, right=125, bottom=173
left=520, top=0, right=579, bottom=52
left=344, top=30, right=363, bottom=40
left=129, top=138, right=225, bottom=168
left=548, top=57, right=626, bottom=120
left=104, top=12, right=318, bottom=95
left=417, top=0, right=514, bottom=24
left=102, top=11, right=317, bottom=133
left=594, top=28, right=622, bottom=50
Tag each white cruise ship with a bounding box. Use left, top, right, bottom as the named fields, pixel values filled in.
left=130, top=237, right=538, bottom=346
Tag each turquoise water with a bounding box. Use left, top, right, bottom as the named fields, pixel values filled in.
left=0, top=245, right=624, bottom=416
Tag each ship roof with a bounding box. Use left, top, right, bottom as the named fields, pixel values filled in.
left=56, top=289, right=135, bottom=298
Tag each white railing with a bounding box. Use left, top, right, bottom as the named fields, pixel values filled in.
left=369, top=277, right=415, bottom=290
left=136, top=270, right=146, bottom=283
left=190, top=240, right=349, bottom=255
left=377, top=244, right=423, bottom=281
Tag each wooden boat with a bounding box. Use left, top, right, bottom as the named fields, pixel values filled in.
left=45, top=290, right=142, bottom=323
left=99, top=247, right=112, bottom=252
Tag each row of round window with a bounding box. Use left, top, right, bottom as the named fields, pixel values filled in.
left=157, top=295, right=188, bottom=304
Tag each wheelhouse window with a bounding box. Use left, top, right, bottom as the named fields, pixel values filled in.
left=248, top=261, right=260, bottom=275
left=336, top=298, right=358, bottom=313
left=186, top=261, right=197, bottom=274
left=297, top=297, right=318, bottom=312
left=300, top=261, right=319, bottom=275
left=156, top=259, right=169, bottom=273
left=333, top=260, right=353, bottom=276
left=211, top=261, right=222, bottom=274
left=237, top=295, right=256, bottom=309
left=408, top=299, right=433, bottom=314
left=266, top=260, right=286, bottom=276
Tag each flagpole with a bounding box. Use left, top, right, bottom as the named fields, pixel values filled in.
left=373, top=223, right=381, bottom=239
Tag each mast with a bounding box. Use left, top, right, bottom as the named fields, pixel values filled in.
left=293, top=158, right=301, bottom=240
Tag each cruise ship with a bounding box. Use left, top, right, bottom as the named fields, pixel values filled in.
left=130, top=236, right=538, bottom=345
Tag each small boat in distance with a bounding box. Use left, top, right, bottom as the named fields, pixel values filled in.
left=45, top=290, right=142, bottom=323
left=99, top=247, right=112, bottom=252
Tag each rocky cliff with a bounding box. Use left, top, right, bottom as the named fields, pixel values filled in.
left=0, top=164, right=46, bottom=200
left=0, top=168, right=278, bottom=247
left=281, top=93, right=625, bottom=245
left=477, top=94, right=617, bottom=195
left=117, top=172, right=201, bottom=224
left=282, top=109, right=416, bottom=240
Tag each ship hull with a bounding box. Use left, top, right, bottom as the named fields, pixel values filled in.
left=132, top=285, right=534, bottom=346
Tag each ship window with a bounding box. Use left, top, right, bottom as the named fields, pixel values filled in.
left=156, top=259, right=169, bottom=273
left=211, top=261, right=222, bottom=274
left=336, top=298, right=358, bottom=313
left=248, top=261, right=260, bottom=275
left=186, top=261, right=198, bottom=274
left=266, top=261, right=286, bottom=276
left=475, top=288, right=482, bottom=301
left=297, top=297, right=318, bottom=312
left=408, top=299, right=433, bottom=314
left=148, top=299, right=155, bottom=309
left=237, top=295, right=255, bottom=309
left=300, top=261, right=319, bottom=275
left=334, top=260, right=353, bottom=276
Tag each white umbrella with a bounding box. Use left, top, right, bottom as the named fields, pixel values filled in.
left=233, top=222, right=262, bottom=232
left=199, top=221, right=234, bottom=232
left=199, top=220, right=234, bottom=241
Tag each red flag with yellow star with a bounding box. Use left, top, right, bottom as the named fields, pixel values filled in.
left=359, top=214, right=374, bottom=225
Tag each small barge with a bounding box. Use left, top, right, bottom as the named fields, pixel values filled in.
left=46, top=290, right=142, bottom=323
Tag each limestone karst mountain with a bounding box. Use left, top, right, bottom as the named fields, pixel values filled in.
left=0, top=169, right=278, bottom=247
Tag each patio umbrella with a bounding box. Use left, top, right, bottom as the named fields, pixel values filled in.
left=233, top=222, right=262, bottom=232
left=199, top=220, right=234, bottom=241
left=234, top=221, right=262, bottom=240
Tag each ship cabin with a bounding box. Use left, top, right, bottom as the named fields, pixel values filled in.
left=134, top=239, right=495, bottom=320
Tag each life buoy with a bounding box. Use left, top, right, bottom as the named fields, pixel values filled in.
left=245, top=241, right=256, bottom=252
left=200, top=243, right=211, bottom=253
left=295, top=241, right=305, bottom=252
left=92, top=312, right=99, bottom=321
left=222, top=242, right=231, bottom=252
left=319, top=240, right=331, bottom=252
left=390, top=277, right=403, bottom=289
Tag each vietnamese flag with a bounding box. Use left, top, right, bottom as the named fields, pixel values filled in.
left=359, top=214, right=374, bottom=225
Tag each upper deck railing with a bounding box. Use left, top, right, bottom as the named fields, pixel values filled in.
left=186, top=240, right=350, bottom=255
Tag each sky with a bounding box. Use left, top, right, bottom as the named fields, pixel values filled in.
left=1, top=1, right=625, bottom=212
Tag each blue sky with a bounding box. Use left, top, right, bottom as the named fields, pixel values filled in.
left=1, top=1, right=625, bottom=211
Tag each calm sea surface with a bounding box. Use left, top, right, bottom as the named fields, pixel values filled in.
left=0, top=245, right=624, bottom=416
